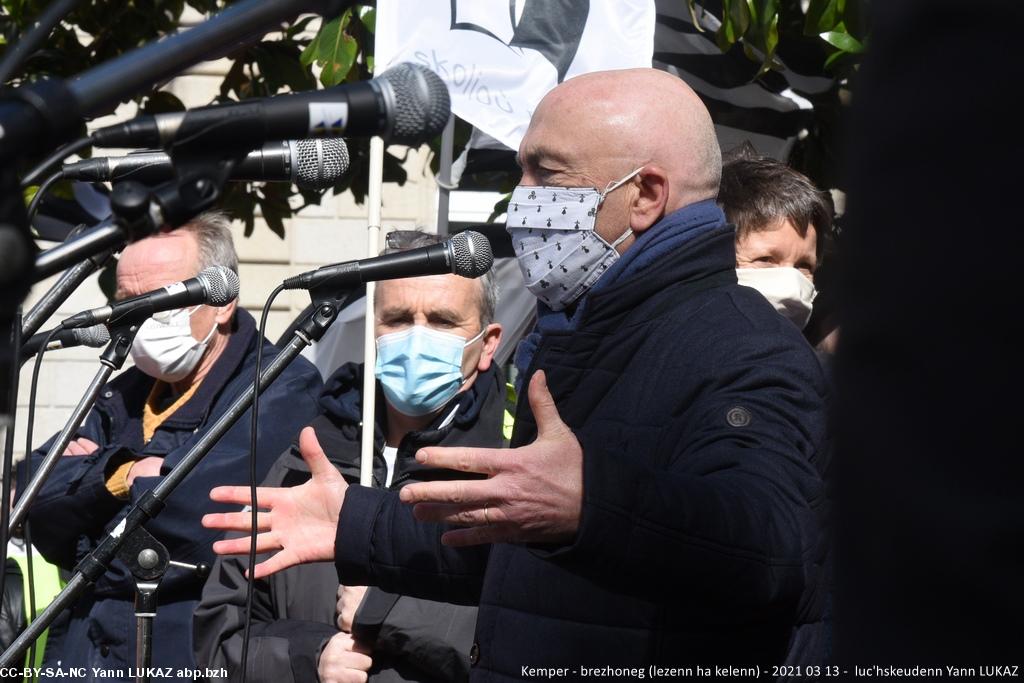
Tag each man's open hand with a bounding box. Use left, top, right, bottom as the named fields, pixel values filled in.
left=400, top=370, right=583, bottom=547
left=202, top=427, right=347, bottom=578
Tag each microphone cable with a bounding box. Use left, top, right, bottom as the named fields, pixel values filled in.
left=241, top=283, right=285, bottom=683
left=19, top=325, right=60, bottom=670
left=0, top=313, right=22, bottom=620
left=21, top=136, right=92, bottom=190
left=26, top=170, right=64, bottom=224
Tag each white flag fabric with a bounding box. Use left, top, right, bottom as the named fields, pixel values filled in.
left=376, top=0, right=655, bottom=151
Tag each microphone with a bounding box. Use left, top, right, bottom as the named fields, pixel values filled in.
left=91, top=62, right=451, bottom=150
left=61, top=266, right=240, bottom=329
left=20, top=325, right=110, bottom=362
left=283, top=230, right=493, bottom=291
left=61, top=138, right=350, bottom=190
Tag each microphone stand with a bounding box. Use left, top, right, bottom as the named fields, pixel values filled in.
left=0, top=298, right=342, bottom=669
left=0, top=311, right=23, bottom=610
left=24, top=240, right=120, bottom=338
left=33, top=221, right=126, bottom=284
left=8, top=323, right=140, bottom=537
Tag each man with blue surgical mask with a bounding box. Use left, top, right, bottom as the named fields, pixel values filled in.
left=195, top=230, right=506, bottom=683
left=17, top=213, right=323, bottom=682
left=205, top=69, right=831, bottom=678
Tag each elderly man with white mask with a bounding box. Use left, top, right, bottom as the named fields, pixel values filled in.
left=18, top=212, right=322, bottom=682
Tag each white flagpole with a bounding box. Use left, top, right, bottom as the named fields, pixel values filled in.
left=436, top=115, right=455, bottom=234
left=360, top=136, right=385, bottom=488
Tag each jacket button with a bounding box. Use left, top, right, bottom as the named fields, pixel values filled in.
left=469, top=642, right=480, bottom=666
left=100, top=644, right=110, bottom=656
left=726, top=406, right=752, bottom=427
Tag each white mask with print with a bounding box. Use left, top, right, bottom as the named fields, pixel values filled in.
left=130, top=306, right=215, bottom=382
left=505, top=167, right=642, bottom=311
left=736, top=267, right=817, bottom=329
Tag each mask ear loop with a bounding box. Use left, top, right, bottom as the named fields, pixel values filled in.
left=459, top=326, right=490, bottom=385
left=597, top=166, right=645, bottom=207
left=188, top=305, right=218, bottom=345
left=463, top=326, right=487, bottom=348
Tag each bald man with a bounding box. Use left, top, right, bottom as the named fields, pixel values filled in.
left=206, top=69, right=829, bottom=678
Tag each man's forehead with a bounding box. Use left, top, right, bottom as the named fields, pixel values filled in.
left=117, top=232, right=198, bottom=287
left=376, top=274, right=480, bottom=313
left=121, top=231, right=196, bottom=264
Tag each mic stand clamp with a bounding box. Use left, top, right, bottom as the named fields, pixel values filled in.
left=8, top=323, right=140, bottom=536
left=110, top=146, right=252, bottom=237
left=118, top=525, right=169, bottom=683
left=118, top=528, right=211, bottom=683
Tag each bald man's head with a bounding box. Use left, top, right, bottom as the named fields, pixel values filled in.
left=521, top=69, right=721, bottom=211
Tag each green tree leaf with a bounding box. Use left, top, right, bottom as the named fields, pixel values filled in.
left=360, top=7, right=376, bottom=35
left=804, top=0, right=842, bottom=35
left=820, top=29, right=865, bottom=53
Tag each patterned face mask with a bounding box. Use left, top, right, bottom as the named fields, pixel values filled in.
left=505, top=167, right=642, bottom=311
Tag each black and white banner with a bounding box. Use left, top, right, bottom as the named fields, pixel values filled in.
left=376, top=0, right=656, bottom=150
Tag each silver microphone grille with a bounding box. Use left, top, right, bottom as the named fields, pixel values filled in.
left=379, top=62, right=452, bottom=145
left=449, top=231, right=493, bottom=279
left=75, top=324, right=111, bottom=348
left=197, top=266, right=240, bottom=306
left=292, top=138, right=350, bottom=190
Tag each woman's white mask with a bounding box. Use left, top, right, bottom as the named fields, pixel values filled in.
left=736, top=267, right=817, bottom=329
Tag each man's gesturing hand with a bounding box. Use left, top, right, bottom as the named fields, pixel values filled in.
left=202, top=427, right=347, bottom=579
left=400, top=370, right=583, bottom=547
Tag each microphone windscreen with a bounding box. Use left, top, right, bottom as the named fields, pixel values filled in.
left=77, top=324, right=111, bottom=348
left=292, top=138, right=350, bottom=189
left=381, top=63, right=452, bottom=145
left=450, top=231, right=493, bottom=279
left=198, top=266, right=241, bottom=306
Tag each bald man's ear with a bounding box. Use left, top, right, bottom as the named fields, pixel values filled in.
left=629, top=166, right=670, bottom=234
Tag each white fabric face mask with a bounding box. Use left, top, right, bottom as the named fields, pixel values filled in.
left=130, top=306, right=216, bottom=382
left=736, top=267, right=817, bottom=329
left=505, top=167, right=642, bottom=311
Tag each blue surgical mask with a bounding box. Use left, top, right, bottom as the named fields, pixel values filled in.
left=374, top=325, right=485, bottom=417
left=506, top=167, right=642, bottom=311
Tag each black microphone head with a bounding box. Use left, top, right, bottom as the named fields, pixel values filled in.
left=449, top=231, right=493, bottom=279
left=290, top=138, right=350, bottom=190
left=378, top=63, right=452, bottom=145
left=74, top=324, right=111, bottom=348
left=196, top=266, right=240, bottom=306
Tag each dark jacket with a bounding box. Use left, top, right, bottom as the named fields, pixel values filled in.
left=194, top=362, right=505, bottom=683
left=20, top=309, right=322, bottom=681
left=333, top=220, right=829, bottom=680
